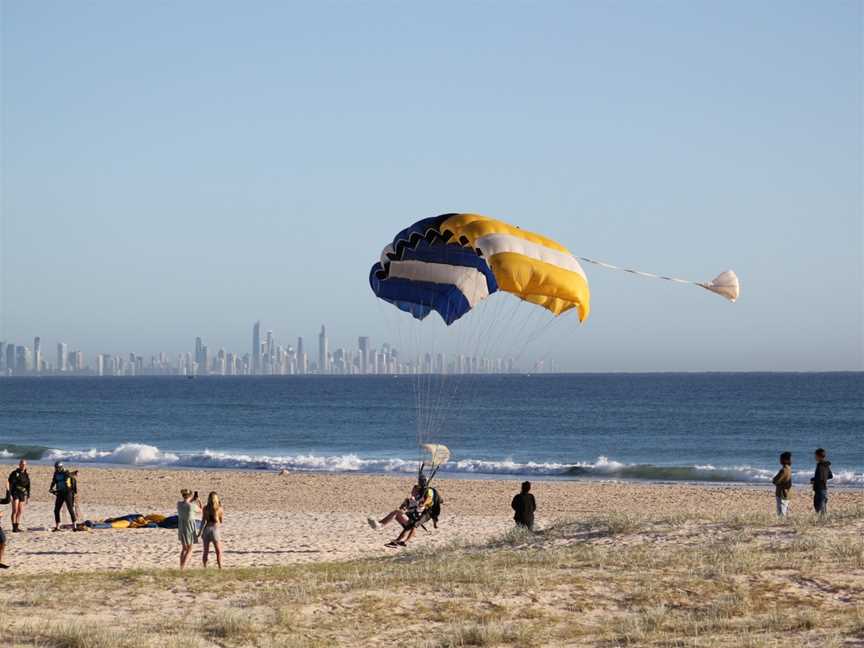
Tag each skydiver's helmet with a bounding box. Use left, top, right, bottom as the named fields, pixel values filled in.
left=54, top=461, right=64, bottom=471
left=417, top=474, right=428, bottom=490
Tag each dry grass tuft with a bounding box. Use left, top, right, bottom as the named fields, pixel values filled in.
left=202, top=609, right=258, bottom=640
left=9, top=621, right=125, bottom=648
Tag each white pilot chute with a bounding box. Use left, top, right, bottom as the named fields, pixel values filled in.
left=576, top=257, right=740, bottom=303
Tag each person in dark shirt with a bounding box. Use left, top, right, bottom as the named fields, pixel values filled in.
left=49, top=462, right=80, bottom=532
left=8, top=459, right=31, bottom=533
left=810, top=448, right=833, bottom=515
left=0, top=508, right=8, bottom=568
left=771, top=452, right=792, bottom=518
left=511, top=481, right=536, bottom=530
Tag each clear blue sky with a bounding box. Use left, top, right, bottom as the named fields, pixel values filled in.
left=1, top=1, right=861, bottom=371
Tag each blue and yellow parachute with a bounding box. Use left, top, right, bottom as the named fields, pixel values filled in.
left=370, top=214, right=591, bottom=325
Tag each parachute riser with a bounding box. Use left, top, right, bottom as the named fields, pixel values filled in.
left=417, top=460, right=442, bottom=487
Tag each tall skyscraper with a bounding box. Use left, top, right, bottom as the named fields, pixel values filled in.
left=0, top=342, right=5, bottom=372
left=57, top=342, right=68, bottom=372
left=33, top=337, right=42, bottom=373
left=17, top=346, right=31, bottom=372
left=252, top=321, right=262, bottom=375
left=265, top=330, right=275, bottom=374
left=358, top=337, right=370, bottom=375
left=195, top=337, right=205, bottom=371
left=297, top=337, right=306, bottom=374
left=226, top=351, right=236, bottom=375
left=4, top=344, right=13, bottom=374
left=318, top=325, right=328, bottom=374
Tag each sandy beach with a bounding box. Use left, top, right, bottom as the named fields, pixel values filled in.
left=3, top=464, right=860, bottom=575
left=1, top=465, right=862, bottom=646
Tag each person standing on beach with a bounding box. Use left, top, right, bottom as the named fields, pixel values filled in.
left=200, top=492, right=224, bottom=569
left=771, top=452, right=792, bottom=517
left=0, top=508, right=9, bottom=568
left=511, top=481, right=536, bottom=530
left=8, top=459, right=31, bottom=532
left=810, top=448, right=833, bottom=515
left=177, top=489, right=201, bottom=569
left=49, top=462, right=80, bottom=532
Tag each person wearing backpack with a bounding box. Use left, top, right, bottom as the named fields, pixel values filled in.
left=49, top=462, right=80, bottom=532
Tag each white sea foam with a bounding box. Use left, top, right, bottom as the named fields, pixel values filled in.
left=33, top=444, right=864, bottom=486
left=46, top=443, right=180, bottom=466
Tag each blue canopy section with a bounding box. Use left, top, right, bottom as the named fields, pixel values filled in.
left=370, top=218, right=498, bottom=326
left=389, top=214, right=453, bottom=253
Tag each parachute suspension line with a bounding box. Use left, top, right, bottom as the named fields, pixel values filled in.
left=419, top=310, right=436, bottom=448
left=395, top=298, right=425, bottom=453
left=430, top=294, right=525, bottom=440
left=376, top=295, right=420, bottom=455
left=576, top=257, right=740, bottom=302
left=522, top=309, right=578, bottom=372
left=424, top=292, right=511, bottom=446
left=421, top=296, right=487, bottom=444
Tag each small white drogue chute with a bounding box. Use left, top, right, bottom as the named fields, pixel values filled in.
left=576, top=257, right=740, bottom=303
left=697, top=270, right=740, bottom=302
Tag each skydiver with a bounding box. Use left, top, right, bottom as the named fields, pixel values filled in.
left=387, top=477, right=435, bottom=547
left=367, top=483, right=422, bottom=546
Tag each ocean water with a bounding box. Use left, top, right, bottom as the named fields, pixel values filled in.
left=0, top=373, right=861, bottom=487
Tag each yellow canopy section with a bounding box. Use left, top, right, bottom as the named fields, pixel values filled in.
left=440, top=214, right=591, bottom=321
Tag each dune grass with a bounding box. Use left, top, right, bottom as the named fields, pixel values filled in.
left=3, top=507, right=863, bottom=647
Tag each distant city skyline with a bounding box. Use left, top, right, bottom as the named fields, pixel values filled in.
left=0, top=320, right=531, bottom=377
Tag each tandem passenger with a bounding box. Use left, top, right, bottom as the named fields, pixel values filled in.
left=386, top=476, right=439, bottom=548
left=368, top=484, right=422, bottom=543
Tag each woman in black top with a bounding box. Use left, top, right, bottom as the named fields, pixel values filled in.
left=8, top=459, right=30, bottom=533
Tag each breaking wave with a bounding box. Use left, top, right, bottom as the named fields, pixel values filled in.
left=4, top=444, right=862, bottom=486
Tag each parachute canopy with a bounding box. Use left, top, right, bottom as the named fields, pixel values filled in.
left=370, top=214, right=591, bottom=325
